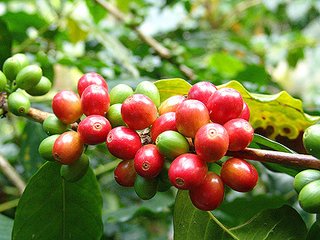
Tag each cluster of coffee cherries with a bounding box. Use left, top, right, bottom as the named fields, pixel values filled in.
left=0, top=53, right=51, bottom=116
left=38, top=72, right=258, bottom=211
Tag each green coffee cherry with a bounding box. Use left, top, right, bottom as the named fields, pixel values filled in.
left=156, top=130, right=190, bottom=160
left=106, top=104, right=126, bottom=127
left=60, top=154, right=89, bottom=182
left=0, top=71, right=7, bottom=91
left=7, top=91, right=30, bottom=116
left=157, top=167, right=171, bottom=192
left=16, top=65, right=42, bottom=90
left=294, top=169, right=320, bottom=193
left=26, top=76, right=52, bottom=96
left=43, top=115, right=69, bottom=135
left=109, top=84, right=133, bottom=105
left=2, top=53, right=29, bottom=81
left=303, top=124, right=320, bottom=159
left=135, top=81, right=160, bottom=107
left=134, top=175, right=158, bottom=200
left=38, top=134, right=60, bottom=161
left=298, top=180, right=320, bottom=213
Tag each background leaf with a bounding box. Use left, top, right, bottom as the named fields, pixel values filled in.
left=0, top=214, right=13, bottom=240
left=154, top=78, right=191, bottom=102
left=0, top=19, right=12, bottom=68
left=12, top=162, right=103, bottom=240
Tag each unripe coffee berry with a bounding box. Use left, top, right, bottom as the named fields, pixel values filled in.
left=60, top=153, right=89, bottom=182
left=43, top=115, right=69, bottom=135
left=38, top=134, right=60, bottom=161
left=16, top=65, right=42, bottom=90
left=134, top=175, right=158, bottom=200
left=158, top=95, right=185, bottom=115
left=106, top=104, right=126, bottom=127
left=26, top=76, right=52, bottom=96
left=2, top=54, right=29, bottom=81
left=7, top=91, right=30, bottom=116
left=109, top=84, right=133, bottom=105
left=135, top=81, right=161, bottom=107
left=0, top=71, right=7, bottom=91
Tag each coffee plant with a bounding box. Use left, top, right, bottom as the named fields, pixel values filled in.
left=0, top=1, right=320, bottom=240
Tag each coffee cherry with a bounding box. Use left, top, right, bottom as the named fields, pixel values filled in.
left=220, top=158, right=258, bottom=192
left=26, top=76, right=52, bottom=96
left=239, top=102, right=250, bottom=121
left=224, top=118, right=254, bottom=151
left=7, top=91, right=30, bottom=116
left=157, top=166, right=171, bottom=192
left=121, top=94, right=157, bottom=130
left=81, top=84, right=110, bottom=116
left=189, top=172, right=224, bottom=211
left=135, top=81, right=161, bottom=107
left=42, top=115, right=69, bottom=135
left=77, top=72, right=108, bottom=96
left=60, top=153, right=89, bottom=182
left=114, top=159, right=137, bottom=187
left=78, top=115, right=111, bottom=145
left=52, top=90, right=82, bottom=124
left=158, top=95, right=185, bottom=115
left=109, top=84, right=134, bottom=105
left=16, top=65, right=42, bottom=90
left=207, top=88, right=243, bottom=124
left=298, top=180, right=320, bottom=213
left=294, top=169, right=320, bottom=193
left=168, top=153, right=208, bottom=190
left=187, top=81, right=217, bottom=108
left=155, top=130, right=189, bottom=160
left=176, top=99, right=210, bottom=138
left=106, top=104, right=126, bottom=127
left=38, top=134, right=60, bottom=161
left=0, top=71, right=7, bottom=91
left=134, top=144, right=164, bottom=179
left=150, top=112, right=177, bottom=142
left=194, top=123, right=229, bottom=162
left=2, top=54, right=29, bottom=81
left=303, top=124, right=320, bottom=159
left=106, top=126, right=142, bottom=160
left=52, top=131, right=84, bottom=165
left=134, top=175, right=158, bottom=200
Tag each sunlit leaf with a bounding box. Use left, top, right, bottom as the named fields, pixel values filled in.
left=66, top=17, right=88, bottom=43
left=154, top=78, right=191, bottom=102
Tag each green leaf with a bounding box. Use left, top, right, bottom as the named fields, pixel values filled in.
left=85, top=0, right=106, bottom=24
left=219, top=80, right=320, bottom=140
left=66, top=17, right=88, bottom=43
left=0, top=214, right=13, bottom=240
left=174, top=191, right=307, bottom=240
left=154, top=78, right=191, bottom=102
left=0, top=19, right=12, bottom=68
left=307, top=219, right=320, bottom=240
left=12, top=162, right=103, bottom=240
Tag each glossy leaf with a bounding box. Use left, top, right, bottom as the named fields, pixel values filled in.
left=174, top=191, right=307, bottom=240
left=12, top=162, right=103, bottom=240
left=0, top=214, right=13, bottom=240
left=154, top=78, right=191, bottom=102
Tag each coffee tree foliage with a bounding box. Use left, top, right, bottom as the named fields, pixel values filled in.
left=0, top=0, right=320, bottom=239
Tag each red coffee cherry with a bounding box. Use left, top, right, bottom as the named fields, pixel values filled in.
left=121, top=94, right=158, bottom=130
left=175, top=99, right=210, bottom=138
left=114, top=159, right=137, bottom=187
left=78, top=115, right=111, bottom=145
left=187, top=81, right=217, bottom=108
left=189, top=172, right=224, bottom=211
left=134, top=144, right=164, bottom=179
left=224, top=118, right=254, bottom=151
left=158, top=95, right=185, bottom=115
left=106, top=126, right=142, bottom=160
left=239, top=102, right=250, bottom=121
left=77, top=72, right=108, bottom=96
left=81, top=84, right=110, bottom=116
left=52, top=90, right=83, bottom=124
left=220, top=158, right=258, bottom=192
left=194, top=123, right=229, bottom=162
left=150, top=112, right=177, bottom=142
left=52, top=131, right=84, bottom=165
left=168, top=153, right=208, bottom=190
left=207, top=88, right=243, bottom=124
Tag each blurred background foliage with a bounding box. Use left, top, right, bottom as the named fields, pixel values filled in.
left=0, top=0, right=320, bottom=239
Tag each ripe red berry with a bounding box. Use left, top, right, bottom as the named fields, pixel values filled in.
left=81, top=84, right=110, bottom=116
left=150, top=112, right=177, bottom=142
left=220, top=158, right=258, bottom=192
left=106, top=126, right=142, bottom=160
left=52, top=131, right=84, bottom=165
left=189, top=172, right=224, bottom=211
left=158, top=95, right=185, bottom=115
left=168, top=153, right=208, bottom=190
left=187, top=81, right=217, bottom=108
left=114, top=159, right=137, bottom=187
left=52, top=90, right=83, bottom=124
left=194, top=123, right=229, bottom=162
left=134, top=144, right=164, bottom=179
left=224, top=118, right=254, bottom=151
left=121, top=94, right=158, bottom=130
left=77, top=72, right=108, bottom=96
left=207, top=88, right=243, bottom=124
left=239, top=102, right=250, bottom=121
left=176, top=99, right=210, bottom=138
left=78, top=115, right=111, bottom=145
